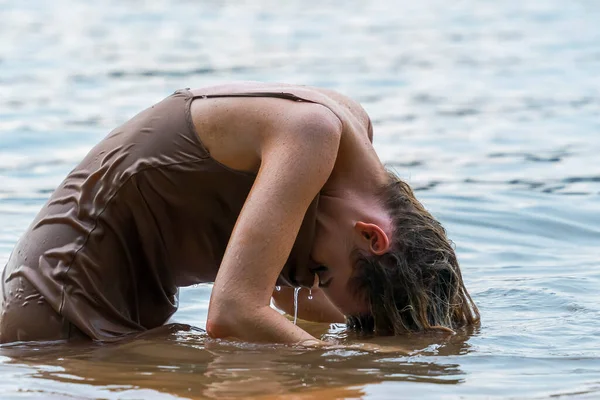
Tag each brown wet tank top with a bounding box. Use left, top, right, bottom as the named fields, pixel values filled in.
left=2, top=89, right=323, bottom=341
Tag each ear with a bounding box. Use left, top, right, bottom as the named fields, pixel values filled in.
left=355, top=222, right=391, bottom=255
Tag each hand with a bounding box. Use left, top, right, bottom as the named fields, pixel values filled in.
left=295, top=338, right=409, bottom=355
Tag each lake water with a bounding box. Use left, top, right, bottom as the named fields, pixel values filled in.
left=1, top=0, right=599, bottom=398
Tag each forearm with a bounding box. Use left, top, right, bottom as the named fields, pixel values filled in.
left=207, top=301, right=321, bottom=344
left=272, top=287, right=345, bottom=323
left=207, top=298, right=408, bottom=353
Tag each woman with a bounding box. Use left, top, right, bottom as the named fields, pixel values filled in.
left=0, top=82, right=479, bottom=344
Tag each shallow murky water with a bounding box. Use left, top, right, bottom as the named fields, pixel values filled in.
left=1, top=0, right=599, bottom=398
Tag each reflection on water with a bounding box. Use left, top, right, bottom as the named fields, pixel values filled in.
left=1, top=0, right=600, bottom=398
left=0, top=324, right=475, bottom=399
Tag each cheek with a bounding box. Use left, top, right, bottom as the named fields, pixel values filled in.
left=324, top=282, right=365, bottom=316
left=311, top=231, right=329, bottom=263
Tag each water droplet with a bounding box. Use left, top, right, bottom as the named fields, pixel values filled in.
left=275, top=286, right=281, bottom=292
left=308, top=288, right=313, bottom=301
left=293, top=287, right=300, bottom=325
left=22, top=301, right=29, bottom=307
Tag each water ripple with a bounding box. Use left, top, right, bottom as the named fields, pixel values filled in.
left=1, top=0, right=599, bottom=398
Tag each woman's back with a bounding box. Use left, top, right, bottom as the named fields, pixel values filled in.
left=1, top=87, right=332, bottom=342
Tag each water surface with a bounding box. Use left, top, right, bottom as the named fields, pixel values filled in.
left=1, top=0, right=599, bottom=398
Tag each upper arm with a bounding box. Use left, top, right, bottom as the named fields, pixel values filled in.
left=207, top=104, right=342, bottom=327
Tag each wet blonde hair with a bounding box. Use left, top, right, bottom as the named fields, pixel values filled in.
left=347, top=170, right=480, bottom=335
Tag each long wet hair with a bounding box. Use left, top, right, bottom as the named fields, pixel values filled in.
left=347, top=170, right=480, bottom=335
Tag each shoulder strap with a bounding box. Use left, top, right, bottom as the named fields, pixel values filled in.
left=191, top=91, right=319, bottom=104
left=189, top=90, right=342, bottom=126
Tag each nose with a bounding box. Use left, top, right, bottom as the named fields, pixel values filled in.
left=294, top=269, right=316, bottom=288
left=280, top=256, right=317, bottom=289
left=293, top=257, right=319, bottom=288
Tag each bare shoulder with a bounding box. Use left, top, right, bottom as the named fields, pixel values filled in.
left=189, top=83, right=343, bottom=174
left=259, top=99, right=342, bottom=184
left=271, top=99, right=343, bottom=145
left=308, top=86, right=370, bottom=120
left=192, top=81, right=370, bottom=127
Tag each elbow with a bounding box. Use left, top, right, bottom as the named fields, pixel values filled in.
left=206, top=317, right=231, bottom=339
left=206, top=301, right=245, bottom=339
left=206, top=295, right=273, bottom=340
left=206, top=306, right=237, bottom=339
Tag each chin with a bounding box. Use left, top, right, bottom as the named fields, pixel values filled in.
left=332, top=301, right=362, bottom=317
left=340, top=300, right=370, bottom=317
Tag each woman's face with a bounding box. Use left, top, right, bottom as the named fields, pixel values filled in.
left=310, top=191, right=392, bottom=317
left=310, top=219, right=370, bottom=317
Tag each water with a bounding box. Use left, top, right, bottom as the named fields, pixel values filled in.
left=1, top=0, right=599, bottom=398
left=293, top=287, right=301, bottom=325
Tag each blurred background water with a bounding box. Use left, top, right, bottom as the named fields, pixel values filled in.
left=1, top=0, right=599, bottom=399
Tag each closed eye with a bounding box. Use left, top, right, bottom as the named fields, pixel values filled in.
left=313, top=265, right=328, bottom=273
left=318, top=277, right=333, bottom=288
left=314, top=265, right=333, bottom=288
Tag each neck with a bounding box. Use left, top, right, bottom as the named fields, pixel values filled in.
left=319, top=162, right=392, bottom=237
left=318, top=125, right=392, bottom=233
left=324, top=144, right=389, bottom=197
